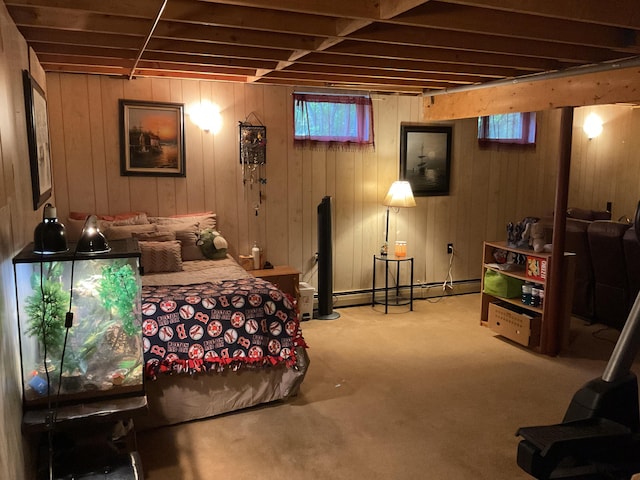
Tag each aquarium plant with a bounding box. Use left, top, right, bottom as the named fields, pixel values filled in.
left=24, top=262, right=70, bottom=359
left=97, top=262, right=138, bottom=336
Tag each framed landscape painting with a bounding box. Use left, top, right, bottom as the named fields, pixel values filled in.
left=400, top=124, right=452, bottom=196
left=120, top=100, right=185, bottom=177
left=23, top=70, right=53, bottom=210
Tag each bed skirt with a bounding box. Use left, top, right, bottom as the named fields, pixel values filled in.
left=134, top=346, right=309, bottom=430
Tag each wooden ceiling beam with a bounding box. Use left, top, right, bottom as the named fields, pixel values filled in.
left=37, top=53, right=258, bottom=77
left=261, top=69, right=455, bottom=89
left=147, top=39, right=291, bottom=62
left=166, top=0, right=339, bottom=36
left=394, top=2, right=640, bottom=52
left=194, top=0, right=382, bottom=20
left=41, top=61, right=249, bottom=84
left=19, top=27, right=142, bottom=49
left=154, top=22, right=321, bottom=52
left=22, top=28, right=292, bottom=63
left=32, top=43, right=278, bottom=70
left=4, top=0, right=161, bottom=18
left=296, top=52, right=520, bottom=78
left=253, top=76, right=427, bottom=94
left=132, top=69, right=249, bottom=82
left=281, top=62, right=482, bottom=84
left=326, top=40, right=567, bottom=71
left=438, top=0, right=640, bottom=29
left=6, top=5, right=151, bottom=34
left=39, top=63, right=130, bottom=76
left=352, top=23, right=627, bottom=63
left=379, top=0, right=431, bottom=20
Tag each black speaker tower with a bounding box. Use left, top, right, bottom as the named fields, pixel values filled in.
left=315, top=196, right=340, bottom=320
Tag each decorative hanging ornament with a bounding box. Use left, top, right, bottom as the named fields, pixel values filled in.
left=239, top=114, right=267, bottom=215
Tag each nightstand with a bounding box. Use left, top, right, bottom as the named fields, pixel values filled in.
left=252, top=265, right=300, bottom=303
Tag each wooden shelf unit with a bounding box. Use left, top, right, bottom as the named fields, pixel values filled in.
left=481, top=241, right=575, bottom=354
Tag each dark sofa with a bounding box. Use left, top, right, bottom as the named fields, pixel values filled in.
left=542, top=208, right=609, bottom=321
left=542, top=207, right=640, bottom=330
left=588, top=220, right=633, bottom=330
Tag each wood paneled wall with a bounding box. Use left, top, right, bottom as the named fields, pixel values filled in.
left=47, top=73, right=570, bottom=296
left=0, top=3, right=45, bottom=478
left=570, top=105, right=640, bottom=220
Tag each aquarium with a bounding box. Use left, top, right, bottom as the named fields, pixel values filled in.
left=13, top=238, right=144, bottom=410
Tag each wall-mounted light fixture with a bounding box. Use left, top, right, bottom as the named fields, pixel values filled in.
left=583, top=112, right=603, bottom=139
left=189, top=101, right=222, bottom=133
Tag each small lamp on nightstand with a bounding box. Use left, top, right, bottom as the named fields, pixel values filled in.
left=381, top=180, right=416, bottom=255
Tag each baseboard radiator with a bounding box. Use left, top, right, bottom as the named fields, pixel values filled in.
left=307, top=279, right=481, bottom=310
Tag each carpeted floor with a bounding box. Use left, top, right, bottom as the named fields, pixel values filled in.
left=136, top=293, right=636, bottom=479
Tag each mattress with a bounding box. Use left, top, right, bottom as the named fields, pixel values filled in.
left=135, top=255, right=309, bottom=429
left=141, top=256, right=251, bottom=286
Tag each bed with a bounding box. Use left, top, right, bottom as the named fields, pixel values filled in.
left=67, top=211, right=309, bottom=430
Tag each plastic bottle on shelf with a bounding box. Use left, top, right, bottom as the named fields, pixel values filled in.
left=522, top=283, right=532, bottom=305
left=531, top=287, right=540, bottom=307
left=252, top=242, right=261, bottom=270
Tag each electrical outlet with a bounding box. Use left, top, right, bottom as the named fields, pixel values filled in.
left=313, top=252, right=319, bottom=263
left=447, top=243, right=453, bottom=254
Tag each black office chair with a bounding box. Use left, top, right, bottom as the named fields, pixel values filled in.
left=516, top=202, right=640, bottom=480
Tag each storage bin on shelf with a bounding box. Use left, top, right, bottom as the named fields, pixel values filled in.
left=483, top=269, right=524, bottom=298
left=488, top=301, right=541, bottom=347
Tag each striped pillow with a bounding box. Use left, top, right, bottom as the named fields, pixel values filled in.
left=139, top=240, right=183, bottom=274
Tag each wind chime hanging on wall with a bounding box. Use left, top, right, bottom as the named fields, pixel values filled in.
left=239, top=114, right=267, bottom=218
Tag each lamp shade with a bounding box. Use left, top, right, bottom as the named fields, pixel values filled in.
left=33, top=204, right=68, bottom=254
left=383, top=181, right=416, bottom=208
left=76, top=215, right=111, bottom=254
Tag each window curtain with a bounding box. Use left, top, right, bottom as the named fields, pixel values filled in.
left=293, top=93, right=375, bottom=149
left=478, top=112, right=537, bottom=146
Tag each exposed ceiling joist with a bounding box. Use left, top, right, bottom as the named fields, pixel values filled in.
left=6, top=0, right=640, bottom=95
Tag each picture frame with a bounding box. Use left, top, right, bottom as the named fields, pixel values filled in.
left=400, top=124, right=452, bottom=197
left=119, top=100, right=185, bottom=177
left=23, top=70, right=53, bottom=210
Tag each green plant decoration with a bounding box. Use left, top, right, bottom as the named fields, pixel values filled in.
left=98, top=262, right=138, bottom=336
left=24, top=262, right=70, bottom=358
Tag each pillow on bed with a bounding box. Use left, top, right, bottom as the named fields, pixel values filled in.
left=69, top=211, right=148, bottom=223
left=196, top=228, right=228, bottom=260
left=67, top=212, right=150, bottom=241
left=174, top=229, right=207, bottom=261
left=139, top=240, right=183, bottom=274
left=133, top=228, right=176, bottom=242
left=149, top=212, right=216, bottom=230
left=104, top=224, right=156, bottom=241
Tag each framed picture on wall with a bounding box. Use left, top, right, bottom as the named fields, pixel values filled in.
left=119, top=100, right=185, bottom=177
left=400, top=124, right=452, bottom=196
left=23, top=70, right=53, bottom=210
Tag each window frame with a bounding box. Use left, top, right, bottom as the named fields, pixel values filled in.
left=477, top=112, right=537, bottom=146
left=293, top=92, right=374, bottom=148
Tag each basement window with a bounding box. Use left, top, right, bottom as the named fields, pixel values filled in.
left=477, top=112, right=537, bottom=146
left=293, top=93, right=374, bottom=149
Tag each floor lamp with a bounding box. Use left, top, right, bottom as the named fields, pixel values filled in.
left=381, top=180, right=416, bottom=255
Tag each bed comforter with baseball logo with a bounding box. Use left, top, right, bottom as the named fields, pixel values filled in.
left=141, top=278, right=305, bottom=379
